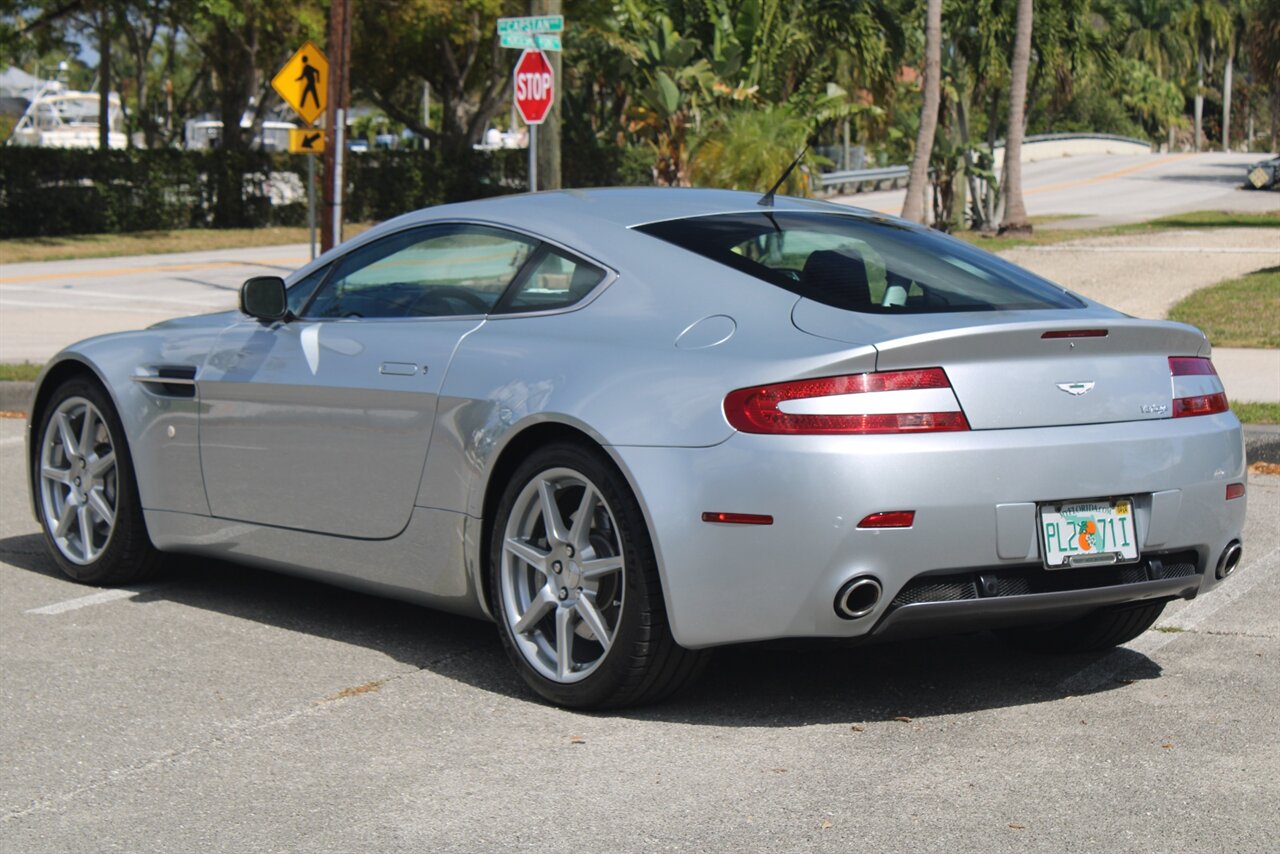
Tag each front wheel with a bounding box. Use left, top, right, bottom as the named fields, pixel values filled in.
left=32, top=378, right=162, bottom=585
left=489, top=443, right=704, bottom=708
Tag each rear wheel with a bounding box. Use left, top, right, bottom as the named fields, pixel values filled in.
left=33, top=378, right=162, bottom=585
left=489, top=443, right=704, bottom=708
left=999, top=600, right=1167, bottom=653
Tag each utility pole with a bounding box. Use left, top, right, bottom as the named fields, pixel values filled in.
left=322, top=0, right=352, bottom=252
left=532, top=0, right=561, bottom=189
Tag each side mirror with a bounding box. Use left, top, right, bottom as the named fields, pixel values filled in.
left=240, top=276, right=288, bottom=322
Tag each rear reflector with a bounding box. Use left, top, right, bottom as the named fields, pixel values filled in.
left=702, top=512, right=774, bottom=525
left=1041, top=329, right=1108, bottom=339
left=858, top=511, right=916, bottom=529
left=1226, top=483, right=1245, bottom=501
left=724, top=369, right=969, bottom=435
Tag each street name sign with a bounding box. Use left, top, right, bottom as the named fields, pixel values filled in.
left=271, top=41, right=328, bottom=126
left=500, top=32, right=562, bottom=51
left=497, top=15, right=564, bottom=33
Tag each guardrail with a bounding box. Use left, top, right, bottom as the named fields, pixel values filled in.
left=812, top=165, right=910, bottom=193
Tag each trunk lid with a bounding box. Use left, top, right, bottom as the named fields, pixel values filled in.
left=791, top=300, right=1211, bottom=430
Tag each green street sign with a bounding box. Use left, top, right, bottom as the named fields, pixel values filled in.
left=500, top=32, right=562, bottom=51
left=497, top=15, right=564, bottom=34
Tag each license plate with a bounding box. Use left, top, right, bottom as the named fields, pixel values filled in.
left=1038, top=498, right=1139, bottom=569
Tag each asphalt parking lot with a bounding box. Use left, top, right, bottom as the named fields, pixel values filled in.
left=1, top=413, right=1277, bottom=852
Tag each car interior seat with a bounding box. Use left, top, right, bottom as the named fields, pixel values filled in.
left=801, top=249, right=872, bottom=311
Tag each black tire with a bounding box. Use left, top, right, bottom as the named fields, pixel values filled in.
left=489, top=442, right=705, bottom=708
left=31, top=377, right=163, bottom=585
left=999, top=600, right=1167, bottom=654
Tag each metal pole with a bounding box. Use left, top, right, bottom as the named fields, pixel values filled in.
left=333, top=107, right=345, bottom=243
left=307, top=153, right=317, bottom=259
left=529, top=124, right=537, bottom=192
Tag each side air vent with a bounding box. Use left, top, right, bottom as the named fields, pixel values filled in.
left=131, top=365, right=197, bottom=399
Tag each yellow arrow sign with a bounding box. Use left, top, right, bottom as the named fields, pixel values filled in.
left=289, top=128, right=326, bottom=154
left=272, top=41, right=328, bottom=126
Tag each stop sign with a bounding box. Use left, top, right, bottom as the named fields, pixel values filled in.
left=513, top=49, right=554, bottom=125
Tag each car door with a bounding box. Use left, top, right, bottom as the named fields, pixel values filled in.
left=198, top=223, right=538, bottom=539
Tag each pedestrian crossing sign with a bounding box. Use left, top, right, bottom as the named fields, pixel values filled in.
left=272, top=41, right=328, bottom=126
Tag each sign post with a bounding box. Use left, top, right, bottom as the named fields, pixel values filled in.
left=272, top=41, right=329, bottom=259
left=512, top=48, right=554, bottom=192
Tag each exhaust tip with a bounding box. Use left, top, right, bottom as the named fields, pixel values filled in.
left=834, top=576, right=882, bottom=620
left=1216, top=541, right=1243, bottom=579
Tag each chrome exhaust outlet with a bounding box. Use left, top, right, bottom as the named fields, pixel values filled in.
left=834, top=576, right=883, bottom=620
left=1216, top=541, right=1242, bottom=579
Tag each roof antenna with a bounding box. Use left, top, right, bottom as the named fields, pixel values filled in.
left=758, top=144, right=809, bottom=207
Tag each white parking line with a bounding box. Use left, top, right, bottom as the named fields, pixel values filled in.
left=1059, top=544, right=1280, bottom=694
left=0, top=437, right=23, bottom=447
left=26, top=588, right=143, bottom=615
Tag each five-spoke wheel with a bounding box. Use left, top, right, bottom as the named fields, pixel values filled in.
left=38, top=396, right=118, bottom=565
left=490, top=443, right=704, bottom=708
left=32, top=378, right=161, bottom=584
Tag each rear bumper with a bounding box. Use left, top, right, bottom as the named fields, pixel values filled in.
left=613, top=412, right=1246, bottom=648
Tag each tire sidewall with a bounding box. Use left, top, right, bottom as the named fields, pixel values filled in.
left=489, top=443, right=658, bottom=708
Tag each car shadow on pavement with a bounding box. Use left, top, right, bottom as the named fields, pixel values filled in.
left=2, top=533, right=1160, bottom=724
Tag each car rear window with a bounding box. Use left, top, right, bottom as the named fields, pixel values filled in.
left=635, top=211, right=1083, bottom=313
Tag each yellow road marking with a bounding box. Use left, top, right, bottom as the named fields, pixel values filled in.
left=1024, top=153, right=1195, bottom=196
left=0, top=257, right=307, bottom=285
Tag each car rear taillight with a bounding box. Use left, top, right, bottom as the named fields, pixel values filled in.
left=1169, top=357, right=1229, bottom=417
left=724, top=368, right=969, bottom=435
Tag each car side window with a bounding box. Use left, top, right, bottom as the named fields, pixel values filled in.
left=286, top=263, right=330, bottom=315
left=303, top=225, right=536, bottom=319
left=495, top=247, right=606, bottom=314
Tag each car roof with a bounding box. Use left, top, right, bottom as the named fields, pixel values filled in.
left=378, top=186, right=883, bottom=234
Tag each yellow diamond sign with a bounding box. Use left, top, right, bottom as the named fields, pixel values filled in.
left=272, top=41, right=328, bottom=126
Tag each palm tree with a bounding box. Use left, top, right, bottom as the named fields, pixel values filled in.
left=1000, top=0, right=1033, bottom=235
left=902, top=0, right=942, bottom=223
left=1183, top=0, right=1233, bottom=150
left=1122, top=0, right=1193, bottom=80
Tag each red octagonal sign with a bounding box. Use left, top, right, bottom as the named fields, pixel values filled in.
left=513, top=49, right=554, bottom=125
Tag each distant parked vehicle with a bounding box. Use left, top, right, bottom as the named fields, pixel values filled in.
left=1243, top=156, right=1279, bottom=191
left=183, top=118, right=296, bottom=152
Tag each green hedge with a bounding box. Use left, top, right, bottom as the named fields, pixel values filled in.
left=0, top=142, right=650, bottom=238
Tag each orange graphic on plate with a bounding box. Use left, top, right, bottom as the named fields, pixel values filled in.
left=1078, top=520, right=1098, bottom=551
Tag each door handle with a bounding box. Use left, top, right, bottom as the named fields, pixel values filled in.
left=379, top=362, right=421, bottom=376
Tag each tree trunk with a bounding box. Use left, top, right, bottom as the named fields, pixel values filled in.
left=999, top=0, right=1033, bottom=236
left=1194, top=48, right=1204, bottom=152
left=901, top=0, right=941, bottom=223
left=1221, top=44, right=1233, bottom=152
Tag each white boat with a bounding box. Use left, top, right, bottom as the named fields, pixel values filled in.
left=7, top=82, right=127, bottom=149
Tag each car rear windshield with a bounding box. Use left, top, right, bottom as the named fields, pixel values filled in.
left=635, top=211, right=1083, bottom=313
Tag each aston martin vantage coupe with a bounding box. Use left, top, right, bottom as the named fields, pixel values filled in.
left=27, top=188, right=1247, bottom=707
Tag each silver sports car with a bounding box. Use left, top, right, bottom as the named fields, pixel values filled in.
left=26, top=188, right=1247, bottom=708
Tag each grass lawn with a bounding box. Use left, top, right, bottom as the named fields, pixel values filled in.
left=1232, top=402, right=1280, bottom=425
left=0, top=223, right=376, bottom=264
left=0, top=362, right=42, bottom=382
left=1167, top=266, right=1280, bottom=349
left=952, top=209, right=1280, bottom=252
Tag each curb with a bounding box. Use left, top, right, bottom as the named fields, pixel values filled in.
left=0, top=379, right=1277, bottom=465
left=0, top=381, right=34, bottom=414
